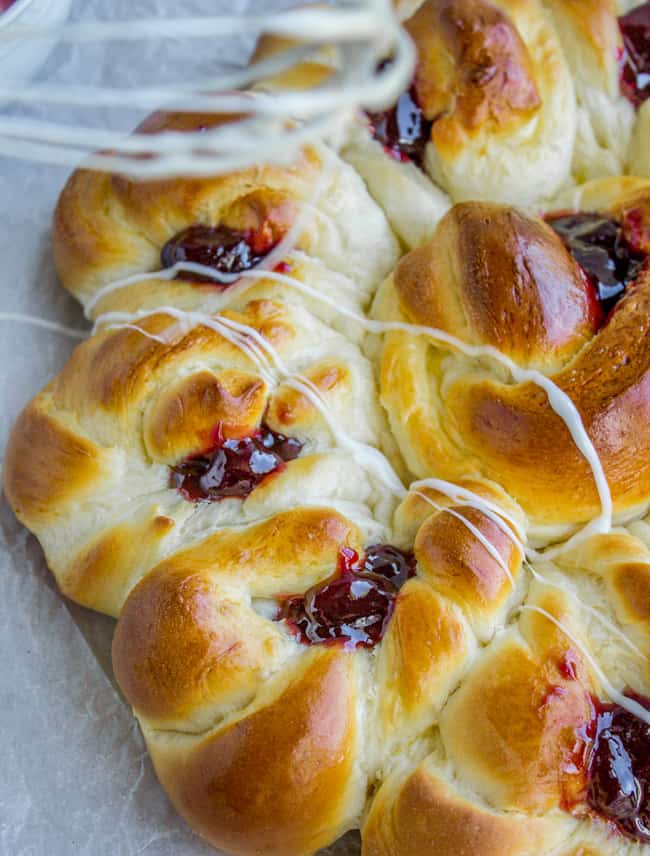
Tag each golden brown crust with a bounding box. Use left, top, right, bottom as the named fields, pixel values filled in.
left=407, top=0, right=540, bottom=152
left=250, top=31, right=336, bottom=92
left=441, top=588, right=595, bottom=812
left=4, top=401, right=104, bottom=525
left=13, top=15, right=650, bottom=850
left=143, top=369, right=268, bottom=463
left=556, top=530, right=650, bottom=649
left=148, top=507, right=362, bottom=598
left=147, top=649, right=360, bottom=856
left=375, top=578, right=470, bottom=739
left=52, top=302, right=292, bottom=423
left=448, top=266, right=650, bottom=522
left=414, top=503, right=521, bottom=625
left=52, top=110, right=316, bottom=302
left=112, top=565, right=284, bottom=727
left=394, top=202, right=595, bottom=370
left=112, top=505, right=362, bottom=727
left=380, top=185, right=650, bottom=526
left=52, top=168, right=156, bottom=299
left=606, top=561, right=650, bottom=632
left=61, top=511, right=175, bottom=616
left=266, top=362, right=350, bottom=432
left=362, top=761, right=568, bottom=856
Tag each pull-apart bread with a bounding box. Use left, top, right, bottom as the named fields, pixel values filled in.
left=5, top=0, right=650, bottom=853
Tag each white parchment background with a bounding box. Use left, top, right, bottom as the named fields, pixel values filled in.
left=0, top=1, right=361, bottom=853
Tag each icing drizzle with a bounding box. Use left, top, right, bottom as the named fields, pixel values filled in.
left=94, top=259, right=614, bottom=558
left=78, top=177, right=650, bottom=792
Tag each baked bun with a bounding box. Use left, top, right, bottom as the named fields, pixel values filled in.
left=376, top=176, right=650, bottom=539
left=379, top=0, right=649, bottom=214
left=4, top=297, right=399, bottom=617
left=7, top=4, right=650, bottom=852
left=543, top=0, right=650, bottom=181
left=256, top=0, right=650, bottom=248
left=111, top=479, right=528, bottom=856
left=53, top=110, right=400, bottom=321
left=363, top=519, right=650, bottom=856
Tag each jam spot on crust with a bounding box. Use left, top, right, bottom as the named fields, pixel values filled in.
left=547, top=212, right=647, bottom=319
left=161, top=223, right=282, bottom=285
left=366, top=63, right=433, bottom=169
left=619, top=3, right=650, bottom=108
left=278, top=545, right=416, bottom=649
left=0, top=0, right=17, bottom=10
left=586, top=693, right=650, bottom=842
left=170, top=424, right=302, bottom=501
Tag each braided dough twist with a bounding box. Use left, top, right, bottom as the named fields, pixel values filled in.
left=5, top=2, right=650, bottom=850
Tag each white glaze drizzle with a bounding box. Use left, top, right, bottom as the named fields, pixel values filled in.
left=92, top=296, right=650, bottom=718
left=411, top=475, right=646, bottom=659
left=0, top=45, right=321, bottom=111
left=375, top=320, right=613, bottom=555
left=103, top=322, right=169, bottom=344
left=101, top=303, right=408, bottom=497
left=411, top=477, right=527, bottom=549
left=521, top=605, right=650, bottom=726
left=142, top=263, right=613, bottom=556
left=118, top=300, right=650, bottom=727
left=93, top=257, right=613, bottom=560
left=207, top=312, right=408, bottom=497
left=4, top=0, right=648, bottom=745
left=0, top=4, right=416, bottom=177
left=83, top=144, right=350, bottom=320
left=412, top=490, right=515, bottom=587
left=0, top=312, right=87, bottom=339
left=100, top=302, right=622, bottom=632
left=525, top=561, right=644, bottom=658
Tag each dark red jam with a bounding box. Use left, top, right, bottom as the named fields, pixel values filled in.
left=0, top=0, right=17, bottom=10
left=161, top=224, right=281, bottom=284
left=586, top=693, right=650, bottom=842
left=366, top=66, right=433, bottom=168
left=547, top=212, right=647, bottom=317
left=170, top=424, right=302, bottom=501
left=619, top=3, right=650, bottom=108
left=278, top=544, right=416, bottom=649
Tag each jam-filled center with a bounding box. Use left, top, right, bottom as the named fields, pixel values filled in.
left=366, top=61, right=433, bottom=168
left=547, top=212, right=647, bottom=320
left=586, top=694, right=650, bottom=842
left=170, top=424, right=302, bottom=501
left=0, top=0, right=17, bottom=11
left=619, top=2, right=650, bottom=108
left=161, top=223, right=281, bottom=285
left=278, top=544, right=416, bottom=649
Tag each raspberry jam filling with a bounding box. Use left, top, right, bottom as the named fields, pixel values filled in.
left=547, top=212, right=647, bottom=319
left=161, top=224, right=281, bottom=285
left=170, top=424, right=302, bottom=501
left=366, top=64, right=433, bottom=168
left=619, top=3, right=650, bottom=108
left=278, top=544, right=416, bottom=649
left=586, top=694, right=650, bottom=842
left=0, top=0, right=17, bottom=11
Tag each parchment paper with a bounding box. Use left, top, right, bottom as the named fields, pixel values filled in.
left=0, top=2, right=360, bottom=853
